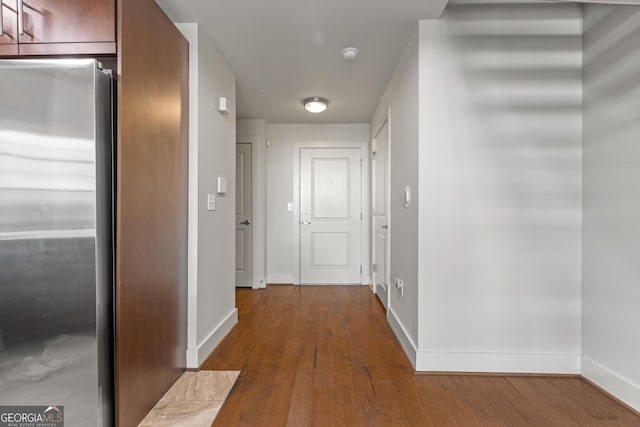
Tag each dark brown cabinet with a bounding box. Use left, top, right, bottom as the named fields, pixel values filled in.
left=0, top=0, right=115, bottom=56
left=0, top=0, right=19, bottom=56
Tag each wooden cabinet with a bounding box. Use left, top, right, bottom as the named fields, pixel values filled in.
left=0, top=0, right=115, bottom=56
left=0, top=0, right=18, bottom=56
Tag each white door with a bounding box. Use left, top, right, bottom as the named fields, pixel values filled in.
left=300, top=148, right=362, bottom=284
left=236, top=143, right=252, bottom=287
left=372, top=122, right=389, bottom=306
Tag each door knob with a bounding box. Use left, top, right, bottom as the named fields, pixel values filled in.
left=301, top=221, right=311, bottom=225
left=381, top=225, right=388, bottom=229
left=241, top=220, right=250, bottom=225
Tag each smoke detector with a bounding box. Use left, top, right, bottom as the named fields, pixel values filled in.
left=341, top=47, right=359, bottom=62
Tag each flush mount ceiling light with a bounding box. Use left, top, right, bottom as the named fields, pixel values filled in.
left=303, top=96, right=329, bottom=113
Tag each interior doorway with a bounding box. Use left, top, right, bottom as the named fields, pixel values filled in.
left=299, top=147, right=363, bottom=284
left=236, top=143, right=252, bottom=287
left=372, top=120, right=390, bottom=308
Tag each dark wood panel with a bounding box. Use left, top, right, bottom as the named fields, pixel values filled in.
left=19, top=0, right=115, bottom=45
left=18, top=41, right=115, bottom=55
left=115, top=0, right=188, bottom=425
left=204, top=286, right=640, bottom=426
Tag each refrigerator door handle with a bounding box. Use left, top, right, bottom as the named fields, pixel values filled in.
left=17, top=0, right=23, bottom=35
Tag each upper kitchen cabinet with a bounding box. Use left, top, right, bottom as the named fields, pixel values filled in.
left=0, top=0, right=18, bottom=55
left=1, top=0, right=115, bottom=56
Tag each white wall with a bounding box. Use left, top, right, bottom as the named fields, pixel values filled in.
left=583, top=4, right=640, bottom=412
left=265, top=124, right=370, bottom=284
left=416, top=4, right=583, bottom=372
left=237, top=119, right=267, bottom=288
left=370, top=28, right=420, bottom=364
left=177, top=23, right=238, bottom=368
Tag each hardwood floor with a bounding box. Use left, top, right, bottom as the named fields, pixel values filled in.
left=203, top=285, right=640, bottom=426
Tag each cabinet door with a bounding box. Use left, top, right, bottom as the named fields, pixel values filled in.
left=18, top=0, right=115, bottom=55
left=0, top=0, right=18, bottom=56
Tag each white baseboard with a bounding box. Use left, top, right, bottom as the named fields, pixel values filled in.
left=582, top=356, right=640, bottom=412
left=415, top=350, right=580, bottom=374
left=186, top=308, right=238, bottom=369
left=388, top=307, right=418, bottom=369
left=375, top=293, right=387, bottom=309
left=375, top=283, right=387, bottom=309
left=267, top=273, right=294, bottom=284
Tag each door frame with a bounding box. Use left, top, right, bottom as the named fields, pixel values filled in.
left=292, top=141, right=370, bottom=285
left=371, top=111, right=391, bottom=311
left=237, top=138, right=267, bottom=289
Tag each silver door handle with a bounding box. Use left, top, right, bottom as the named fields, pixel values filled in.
left=301, top=221, right=311, bottom=225
left=381, top=225, right=388, bottom=229
left=241, top=220, right=250, bottom=225
left=17, top=0, right=23, bottom=35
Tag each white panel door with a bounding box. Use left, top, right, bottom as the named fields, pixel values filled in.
left=372, top=122, right=389, bottom=306
left=236, top=143, right=252, bottom=287
left=300, top=148, right=362, bottom=284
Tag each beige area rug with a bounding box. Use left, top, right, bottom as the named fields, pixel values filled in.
left=138, top=370, right=240, bottom=427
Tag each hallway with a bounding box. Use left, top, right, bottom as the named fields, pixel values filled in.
left=203, top=286, right=639, bottom=426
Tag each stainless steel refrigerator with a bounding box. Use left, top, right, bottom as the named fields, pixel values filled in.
left=0, top=59, right=114, bottom=426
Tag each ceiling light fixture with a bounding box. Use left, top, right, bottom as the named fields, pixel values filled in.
left=303, top=97, right=328, bottom=113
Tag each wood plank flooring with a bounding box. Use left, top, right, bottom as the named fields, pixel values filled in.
left=202, top=285, right=640, bottom=426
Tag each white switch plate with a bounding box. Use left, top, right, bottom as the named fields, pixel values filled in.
left=218, top=97, right=231, bottom=115
left=217, top=177, right=228, bottom=194
left=395, top=277, right=404, bottom=297
left=207, top=193, right=216, bottom=211
left=287, top=202, right=293, bottom=212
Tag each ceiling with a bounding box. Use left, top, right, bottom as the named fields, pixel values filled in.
left=156, top=0, right=449, bottom=123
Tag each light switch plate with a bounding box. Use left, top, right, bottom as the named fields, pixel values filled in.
left=217, top=177, right=228, bottom=194
left=207, top=193, right=216, bottom=211
left=287, top=202, right=293, bottom=212
left=218, top=97, right=231, bottom=115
